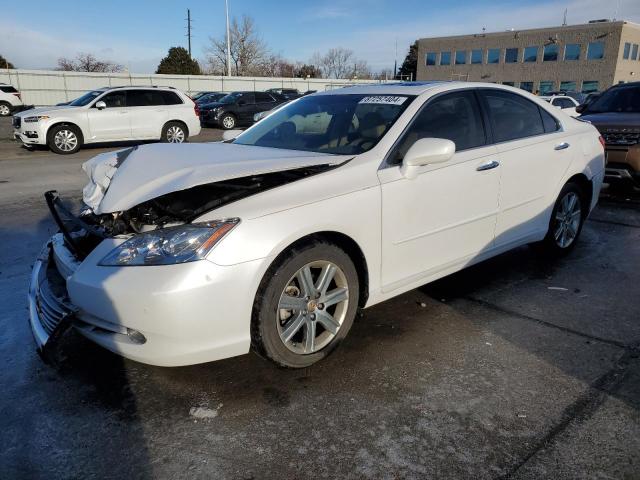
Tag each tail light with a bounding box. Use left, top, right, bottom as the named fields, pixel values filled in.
left=194, top=103, right=200, bottom=118
left=598, top=135, right=605, bottom=149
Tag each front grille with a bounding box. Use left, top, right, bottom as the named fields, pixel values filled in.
left=602, top=131, right=640, bottom=146
left=12, top=116, right=21, bottom=129
left=34, top=259, right=74, bottom=335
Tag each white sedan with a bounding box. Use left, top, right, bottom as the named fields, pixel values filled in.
left=29, top=82, right=605, bottom=368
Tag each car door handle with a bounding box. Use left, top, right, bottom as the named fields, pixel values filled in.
left=476, top=160, right=500, bottom=171
left=554, top=142, right=570, bottom=150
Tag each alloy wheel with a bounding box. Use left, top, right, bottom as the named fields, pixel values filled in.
left=54, top=129, right=78, bottom=152
left=276, top=261, right=349, bottom=354
left=553, top=191, right=582, bottom=248
left=166, top=126, right=185, bottom=143
left=222, top=115, right=235, bottom=129
left=0, top=104, right=10, bottom=116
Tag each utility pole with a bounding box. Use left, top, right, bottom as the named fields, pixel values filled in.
left=186, top=9, right=193, bottom=57
left=225, top=0, right=232, bottom=76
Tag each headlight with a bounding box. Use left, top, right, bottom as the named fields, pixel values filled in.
left=24, top=115, right=50, bottom=123
left=99, top=219, right=239, bottom=266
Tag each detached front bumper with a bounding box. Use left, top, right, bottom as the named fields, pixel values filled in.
left=13, top=122, right=46, bottom=146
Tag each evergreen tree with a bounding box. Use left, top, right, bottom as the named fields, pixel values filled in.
left=397, top=42, right=418, bottom=81
left=156, top=47, right=201, bottom=75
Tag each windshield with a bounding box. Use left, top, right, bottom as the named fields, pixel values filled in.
left=234, top=94, right=414, bottom=155
left=219, top=93, right=243, bottom=104
left=69, top=90, right=104, bottom=107
left=586, top=86, right=640, bottom=114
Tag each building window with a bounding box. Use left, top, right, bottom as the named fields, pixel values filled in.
left=505, top=48, right=518, bottom=63
left=523, top=46, right=538, bottom=62
left=502, top=81, right=515, bottom=86
left=487, top=48, right=500, bottom=64
left=581, top=81, right=599, bottom=93
left=455, top=50, right=467, bottom=65
left=632, top=44, right=639, bottom=61
left=471, top=49, right=482, bottom=64
left=543, top=44, right=558, bottom=61
left=539, top=81, right=554, bottom=94
left=440, top=51, right=451, bottom=65
left=520, top=82, right=534, bottom=92
left=564, top=44, right=580, bottom=61
left=623, top=43, right=631, bottom=59
left=426, top=52, right=437, bottom=66
left=587, top=42, right=604, bottom=60
left=560, top=81, right=577, bottom=92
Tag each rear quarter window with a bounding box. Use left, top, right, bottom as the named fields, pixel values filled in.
left=481, top=90, right=545, bottom=142
left=0, top=86, right=18, bottom=93
left=160, top=91, right=183, bottom=105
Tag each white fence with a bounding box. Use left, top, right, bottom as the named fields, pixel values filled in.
left=0, top=69, right=383, bottom=106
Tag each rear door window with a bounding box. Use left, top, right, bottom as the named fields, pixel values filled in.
left=480, top=90, right=545, bottom=142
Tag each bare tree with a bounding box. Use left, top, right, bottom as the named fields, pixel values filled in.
left=320, top=47, right=354, bottom=79
left=256, top=54, right=296, bottom=77
left=205, top=15, right=269, bottom=76
left=352, top=59, right=372, bottom=79
left=57, top=53, right=124, bottom=73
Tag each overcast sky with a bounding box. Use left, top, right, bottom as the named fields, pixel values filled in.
left=2, top=0, right=639, bottom=73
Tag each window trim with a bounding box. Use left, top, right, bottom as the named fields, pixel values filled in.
left=381, top=88, right=490, bottom=168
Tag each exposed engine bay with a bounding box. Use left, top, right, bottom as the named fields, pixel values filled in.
left=46, top=164, right=338, bottom=260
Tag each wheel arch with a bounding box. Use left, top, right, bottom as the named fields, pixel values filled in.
left=163, top=119, right=189, bottom=137
left=46, top=121, right=85, bottom=144
left=265, top=231, right=370, bottom=308
left=565, top=173, right=593, bottom=215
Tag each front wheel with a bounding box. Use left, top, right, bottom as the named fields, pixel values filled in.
left=0, top=102, right=11, bottom=117
left=537, top=182, right=587, bottom=255
left=48, top=124, right=82, bottom=154
left=252, top=241, right=360, bottom=368
left=219, top=113, right=236, bottom=130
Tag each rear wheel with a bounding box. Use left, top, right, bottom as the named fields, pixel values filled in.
left=48, top=124, right=82, bottom=154
left=161, top=121, right=188, bottom=143
left=0, top=102, right=11, bottom=116
left=537, top=182, right=587, bottom=255
left=252, top=241, right=359, bottom=368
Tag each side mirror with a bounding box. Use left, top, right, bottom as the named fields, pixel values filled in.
left=400, top=138, right=455, bottom=180
left=575, top=104, right=586, bottom=114
left=222, top=129, right=242, bottom=141
left=95, top=101, right=107, bottom=110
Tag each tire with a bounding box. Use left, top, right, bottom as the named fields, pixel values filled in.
left=0, top=102, right=11, bottom=117
left=252, top=241, right=360, bottom=368
left=47, top=124, right=82, bottom=155
left=219, top=113, right=236, bottom=130
left=536, top=182, right=587, bottom=256
left=161, top=121, right=188, bottom=143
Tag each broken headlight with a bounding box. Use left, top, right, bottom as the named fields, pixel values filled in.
left=99, top=219, right=239, bottom=266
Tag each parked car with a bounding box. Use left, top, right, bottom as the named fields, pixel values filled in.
left=541, top=95, right=580, bottom=117
left=266, top=88, right=302, bottom=100
left=0, top=83, right=23, bottom=116
left=253, top=99, right=292, bottom=123
left=200, top=91, right=288, bottom=129
left=578, top=81, right=640, bottom=189
left=195, top=92, right=226, bottom=105
left=29, top=82, right=604, bottom=369
left=545, top=90, right=587, bottom=104
left=12, top=86, right=201, bottom=154
left=191, top=91, right=218, bottom=102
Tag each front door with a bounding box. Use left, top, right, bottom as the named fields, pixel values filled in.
left=87, top=91, right=131, bottom=141
left=235, top=93, right=256, bottom=123
left=379, top=90, right=500, bottom=293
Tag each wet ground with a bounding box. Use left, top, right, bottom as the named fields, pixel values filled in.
left=1, top=117, right=639, bottom=479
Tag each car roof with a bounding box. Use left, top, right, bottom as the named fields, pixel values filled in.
left=312, top=81, right=537, bottom=97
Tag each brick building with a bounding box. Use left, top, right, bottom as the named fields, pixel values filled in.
left=416, top=20, right=640, bottom=94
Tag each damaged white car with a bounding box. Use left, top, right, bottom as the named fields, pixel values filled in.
left=29, top=82, right=605, bottom=368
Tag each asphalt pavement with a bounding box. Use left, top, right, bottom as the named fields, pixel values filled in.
left=0, top=117, right=639, bottom=479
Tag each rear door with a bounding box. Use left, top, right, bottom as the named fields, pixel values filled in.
left=128, top=89, right=169, bottom=139
left=235, top=93, right=256, bottom=123
left=87, top=91, right=131, bottom=141
left=478, top=89, right=572, bottom=247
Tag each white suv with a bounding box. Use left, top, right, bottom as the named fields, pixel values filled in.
left=0, top=83, right=23, bottom=116
left=13, top=86, right=201, bottom=154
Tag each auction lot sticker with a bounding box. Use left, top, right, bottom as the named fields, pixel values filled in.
left=358, top=96, right=407, bottom=105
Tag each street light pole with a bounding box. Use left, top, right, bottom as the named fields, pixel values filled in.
left=225, top=0, right=232, bottom=77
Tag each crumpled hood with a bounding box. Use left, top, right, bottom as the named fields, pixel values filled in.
left=82, top=142, right=349, bottom=214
